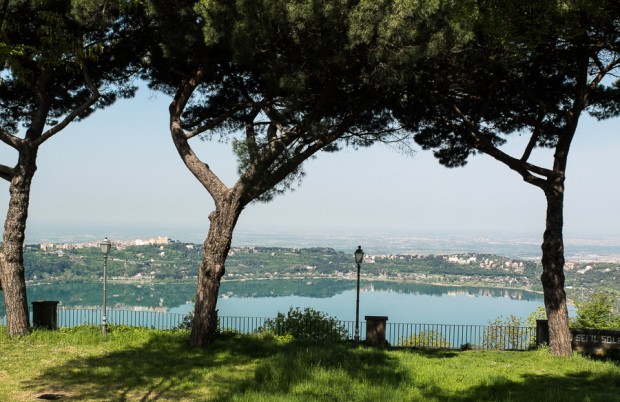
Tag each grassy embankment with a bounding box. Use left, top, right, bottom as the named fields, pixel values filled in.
left=1, top=326, right=619, bottom=401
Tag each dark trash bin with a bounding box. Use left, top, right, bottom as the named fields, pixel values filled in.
left=365, top=315, right=388, bottom=347
left=32, top=301, right=59, bottom=329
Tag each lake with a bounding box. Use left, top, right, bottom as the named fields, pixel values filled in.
left=13, top=279, right=557, bottom=325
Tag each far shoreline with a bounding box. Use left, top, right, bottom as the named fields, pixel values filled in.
left=25, top=274, right=545, bottom=297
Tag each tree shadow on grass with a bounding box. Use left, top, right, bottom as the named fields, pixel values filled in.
left=221, top=345, right=605, bottom=401
left=24, top=332, right=410, bottom=401
left=24, top=331, right=279, bottom=401
left=215, top=339, right=410, bottom=401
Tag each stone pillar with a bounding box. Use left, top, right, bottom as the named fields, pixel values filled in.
left=32, top=301, right=59, bottom=330
left=365, top=315, right=388, bottom=347
left=536, top=319, right=549, bottom=347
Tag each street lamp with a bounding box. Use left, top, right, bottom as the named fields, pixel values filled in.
left=354, top=245, right=364, bottom=347
left=100, top=237, right=111, bottom=335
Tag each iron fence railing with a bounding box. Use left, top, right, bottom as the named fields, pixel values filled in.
left=0, top=306, right=187, bottom=330
left=56, top=308, right=188, bottom=330
left=386, top=322, right=535, bottom=350
left=0, top=306, right=535, bottom=351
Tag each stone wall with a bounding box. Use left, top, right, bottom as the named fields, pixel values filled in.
left=536, top=320, right=620, bottom=357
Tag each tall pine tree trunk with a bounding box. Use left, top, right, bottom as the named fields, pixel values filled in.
left=0, top=148, right=37, bottom=336
left=540, top=177, right=572, bottom=356
left=189, top=196, right=243, bottom=347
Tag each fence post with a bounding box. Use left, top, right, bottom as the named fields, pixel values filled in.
left=536, top=319, right=549, bottom=347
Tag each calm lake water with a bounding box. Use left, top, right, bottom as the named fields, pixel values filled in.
left=13, top=279, right=559, bottom=325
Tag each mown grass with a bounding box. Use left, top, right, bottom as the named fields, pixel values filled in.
left=0, top=326, right=619, bottom=401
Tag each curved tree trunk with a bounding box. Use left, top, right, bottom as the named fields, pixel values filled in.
left=0, top=148, right=37, bottom=336
left=189, top=195, right=243, bottom=347
left=540, top=177, right=572, bottom=356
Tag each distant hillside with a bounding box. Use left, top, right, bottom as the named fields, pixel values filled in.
left=22, top=242, right=620, bottom=300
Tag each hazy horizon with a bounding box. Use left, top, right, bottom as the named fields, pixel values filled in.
left=22, top=221, right=620, bottom=262
left=3, top=85, right=620, bottom=250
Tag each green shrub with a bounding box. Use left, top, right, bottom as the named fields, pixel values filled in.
left=401, top=330, right=450, bottom=348
left=572, top=292, right=620, bottom=330
left=175, top=311, right=194, bottom=331
left=483, top=315, right=533, bottom=350
left=527, top=305, right=547, bottom=327
left=258, top=307, right=349, bottom=342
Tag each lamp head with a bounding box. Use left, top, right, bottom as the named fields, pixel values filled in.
left=100, top=237, right=112, bottom=255
left=354, top=245, right=364, bottom=264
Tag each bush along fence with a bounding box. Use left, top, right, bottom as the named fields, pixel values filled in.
left=0, top=304, right=540, bottom=351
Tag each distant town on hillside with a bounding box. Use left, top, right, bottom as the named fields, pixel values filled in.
left=21, top=236, right=620, bottom=302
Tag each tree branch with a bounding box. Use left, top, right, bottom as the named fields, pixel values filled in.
left=260, top=103, right=300, bottom=159
left=184, top=102, right=253, bottom=139
left=27, top=67, right=52, bottom=140
left=266, top=122, right=277, bottom=142
left=246, top=101, right=373, bottom=199
left=0, top=128, right=22, bottom=150
left=262, top=103, right=286, bottom=137
left=0, top=164, right=14, bottom=181
left=520, top=112, right=545, bottom=163
left=35, top=65, right=100, bottom=146
left=170, top=68, right=229, bottom=202
left=589, top=55, right=620, bottom=90
left=244, top=107, right=261, bottom=164
left=452, top=104, right=550, bottom=188
left=551, top=48, right=592, bottom=175
left=521, top=127, right=540, bottom=163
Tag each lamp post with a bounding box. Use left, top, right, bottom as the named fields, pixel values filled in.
left=354, top=245, right=364, bottom=347
left=100, top=237, right=111, bottom=335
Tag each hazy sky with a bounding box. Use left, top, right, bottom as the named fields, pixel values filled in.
left=1, top=85, right=619, bottom=244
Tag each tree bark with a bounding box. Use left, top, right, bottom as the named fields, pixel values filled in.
left=540, top=176, right=572, bottom=356
left=0, top=146, right=37, bottom=336
left=189, top=194, right=243, bottom=347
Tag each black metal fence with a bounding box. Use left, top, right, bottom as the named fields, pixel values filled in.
left=387, top=322, right=535, bottom=350
left=0, top=307, right=535, bottom=351
left=57, top=308, right=187, bottom=330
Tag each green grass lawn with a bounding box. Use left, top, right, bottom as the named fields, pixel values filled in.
left=1, top=326, right=619, bottom=401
